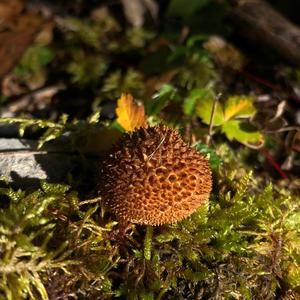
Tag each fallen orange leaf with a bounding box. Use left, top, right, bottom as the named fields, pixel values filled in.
left=116, top=94, right=147, bottom=132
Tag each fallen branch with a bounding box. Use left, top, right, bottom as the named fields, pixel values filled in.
left=228, top=0, right=300, bottom=66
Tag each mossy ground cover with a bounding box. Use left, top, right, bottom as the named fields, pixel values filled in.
left=0, top=157, right=299, bottom=299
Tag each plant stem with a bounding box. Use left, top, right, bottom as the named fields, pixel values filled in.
left=144, top=226, right=153, bottom=261
left=206, top=93, right=221, bottom=145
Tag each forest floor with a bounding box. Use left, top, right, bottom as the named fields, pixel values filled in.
left=0, top=1, right=299, bottom=299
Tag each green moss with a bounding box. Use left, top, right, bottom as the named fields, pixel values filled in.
left=0, top=149, right=298, bottom=299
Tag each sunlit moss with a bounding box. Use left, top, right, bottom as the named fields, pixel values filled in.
left=0, top=152, right=298, bottom=299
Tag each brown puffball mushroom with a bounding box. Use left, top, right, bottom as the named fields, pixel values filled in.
left=99, top=125, right=212, bottom=226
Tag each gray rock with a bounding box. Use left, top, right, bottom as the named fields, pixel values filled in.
left=0, top=138, right=77, bottom=187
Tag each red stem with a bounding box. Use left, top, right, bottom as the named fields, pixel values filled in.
left=260, top=148, right=288, bottom=179
left=239, top=70, right=300, bottom=104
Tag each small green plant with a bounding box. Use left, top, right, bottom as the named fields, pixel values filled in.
left=186, top=90, right=263, bottom=145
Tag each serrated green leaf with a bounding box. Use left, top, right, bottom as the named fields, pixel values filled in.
left=221, top=120, right=263, bottom=144
left=224, top=96, right=256, bottom=121
left=196, top=96, right=224, bottom=126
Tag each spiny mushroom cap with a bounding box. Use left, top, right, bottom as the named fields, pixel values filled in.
left=99, top=125, right=212, bottom=226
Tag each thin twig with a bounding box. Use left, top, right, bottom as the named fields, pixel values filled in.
left=206, top=93, right=222, bottom=145
left=3, top=84, right=65, bottom=107
left=241, top=141, right=264, bottom=150
left=266, top=126, right=299, bottom=133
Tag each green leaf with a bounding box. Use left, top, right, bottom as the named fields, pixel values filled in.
left=147, top=84, right=178, bottom=115
left=110, top=120, right=125, bottom=133
left=196, top=96, right=224, bottom=126
left=183, top=88, right=211, bottom=116
left=221, top=120, right=263, bottom=144
left=183, top=93, right=198, bottom=116
left=193, top=142, right=220, bottom=170
left=224, top=96, right=256, bottom=121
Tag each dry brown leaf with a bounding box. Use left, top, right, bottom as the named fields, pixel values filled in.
left=121, top=0, right=158, bottom=28
left=0, top=12, right=46, bottom=80
left=0, top=0, right=25, bottom=23
left=116, top=93, right=147, bottom=132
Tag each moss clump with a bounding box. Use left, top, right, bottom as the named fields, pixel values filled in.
left=0, top=152, right=299, bottom=299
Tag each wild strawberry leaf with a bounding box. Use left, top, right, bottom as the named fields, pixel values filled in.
left=224, top=96, right=256, bottom=121
left=196, top=96, right=225, bottom=126
left=221, top=120, right=263, bottom=145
